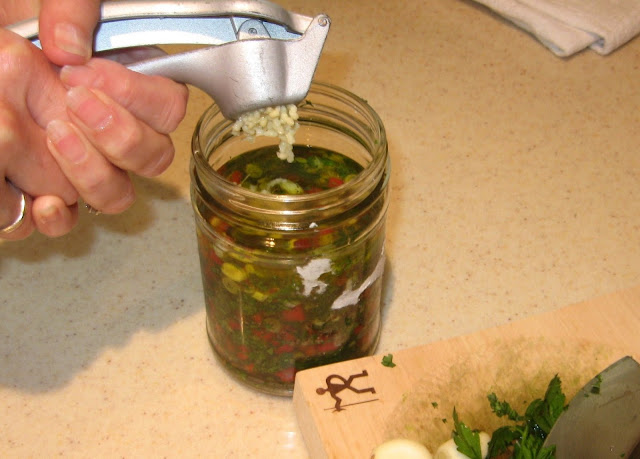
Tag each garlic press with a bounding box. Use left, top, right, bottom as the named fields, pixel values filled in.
left=9, top=0, right=331, bottom=119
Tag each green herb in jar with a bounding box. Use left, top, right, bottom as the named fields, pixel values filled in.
left=217, top=146, right=362, bottom=194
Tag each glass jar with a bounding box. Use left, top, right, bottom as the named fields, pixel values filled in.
left=190, top=82, right=389, bottom=396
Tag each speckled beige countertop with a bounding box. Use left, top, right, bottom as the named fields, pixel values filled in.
left=1, top=0, right=639, bottom=457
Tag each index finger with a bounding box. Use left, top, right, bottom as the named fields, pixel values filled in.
left=60, top=58, right=189, bottom=134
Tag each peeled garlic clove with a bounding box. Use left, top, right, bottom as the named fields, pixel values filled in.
left=372, top=438, right=433, bottom=459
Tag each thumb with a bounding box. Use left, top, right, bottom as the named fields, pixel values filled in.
left=38, top=0, right=101, bottom=66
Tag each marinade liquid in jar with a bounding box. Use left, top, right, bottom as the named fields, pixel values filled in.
left=190, top=83, right=389, bottom=396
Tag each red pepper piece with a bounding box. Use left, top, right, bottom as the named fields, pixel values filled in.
left=293, top=238, right=315, bottom=249
left=236, top=345, right=249, bottom=360
left=253, top=329, right=276, bottom=344
left=275, top=367, right=296, bottom=383
left=207, top=249, right=224, bottom=265
left=280, top=331, right=296, bottom=343
left=251, top=313, right=264, bottom=325
left=281, top=304, right=305, bottom=322
left=228, top=170, right=243, bottom=184
left=301, top=344, right=319, bottom=357
left=327, top=177, right=344, bottom=188
left=242, top=363, right=255, bottom=373
left=315, top=341, right=339, bottom=353
left=276, top=344, right=295, bottom=354
left=216, top=221, right=231, bottom=233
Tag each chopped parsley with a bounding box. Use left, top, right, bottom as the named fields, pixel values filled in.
left=381, top=353, right=396, bottom=368
left=452, top=408, right=483, bottom=459
left=451, top=375, right=567, bottom=458
left=589, top=374, right=603, bottom=395
left=487, top=393, right=522, bottom=421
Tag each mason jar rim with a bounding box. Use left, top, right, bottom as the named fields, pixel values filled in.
left=191, top=81, right=388, bottom=213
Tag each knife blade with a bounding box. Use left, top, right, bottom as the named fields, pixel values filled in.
left=542, top=356, right=640, bottom=458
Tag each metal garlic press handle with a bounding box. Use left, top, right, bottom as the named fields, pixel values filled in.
left=8, top=0, right=331, bottom=119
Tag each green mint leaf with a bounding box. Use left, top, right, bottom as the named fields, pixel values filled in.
left=525, top=375, right=566, bottom=439
left=381, top=354, right=396, bottom=368
left=452, top=408, right=483, bottom=459
left=544, top=375, right=567, bottom=420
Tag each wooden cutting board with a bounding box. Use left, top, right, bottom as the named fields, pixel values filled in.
left=293, top=285, right=640, bottom=459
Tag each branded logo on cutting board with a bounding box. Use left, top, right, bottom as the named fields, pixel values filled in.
left=316, top=369, right=379, bottom=411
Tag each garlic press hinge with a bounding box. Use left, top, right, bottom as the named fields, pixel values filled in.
left=9, top=0, right=313, bottom=51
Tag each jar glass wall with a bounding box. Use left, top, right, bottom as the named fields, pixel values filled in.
left=191, top=82, right=389, bottom=396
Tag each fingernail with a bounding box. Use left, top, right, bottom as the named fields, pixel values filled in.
left=47, top=120, right=87, bottom=163
left=60, top=65, right=96, bottom=88
left=37, top=203, right=76, bottom=238
left=54, top=23, right=92, bottom=60
left=59, top=65, right=80, bottom=86
left=67, top=87, right=114, bottom=131
left=38, top=204, right=61, bottom=225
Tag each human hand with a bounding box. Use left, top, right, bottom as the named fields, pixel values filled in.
left=39, top=0, right=189, bottom=225
left=47, top=57, right=189, bottom=217
left=1, top=0, right=189, bottom=240
left=0, top=27, right=80, bottom=240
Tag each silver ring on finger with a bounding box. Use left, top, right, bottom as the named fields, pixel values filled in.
left=85, top=203, right=101, bottom=215
left=0, top=182, right=27, bottom=234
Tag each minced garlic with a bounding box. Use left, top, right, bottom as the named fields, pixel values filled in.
left=231, top=104, right=300, bottom=162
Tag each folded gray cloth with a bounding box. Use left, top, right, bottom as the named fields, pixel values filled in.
left=472, top=0, right=640, bottom=56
